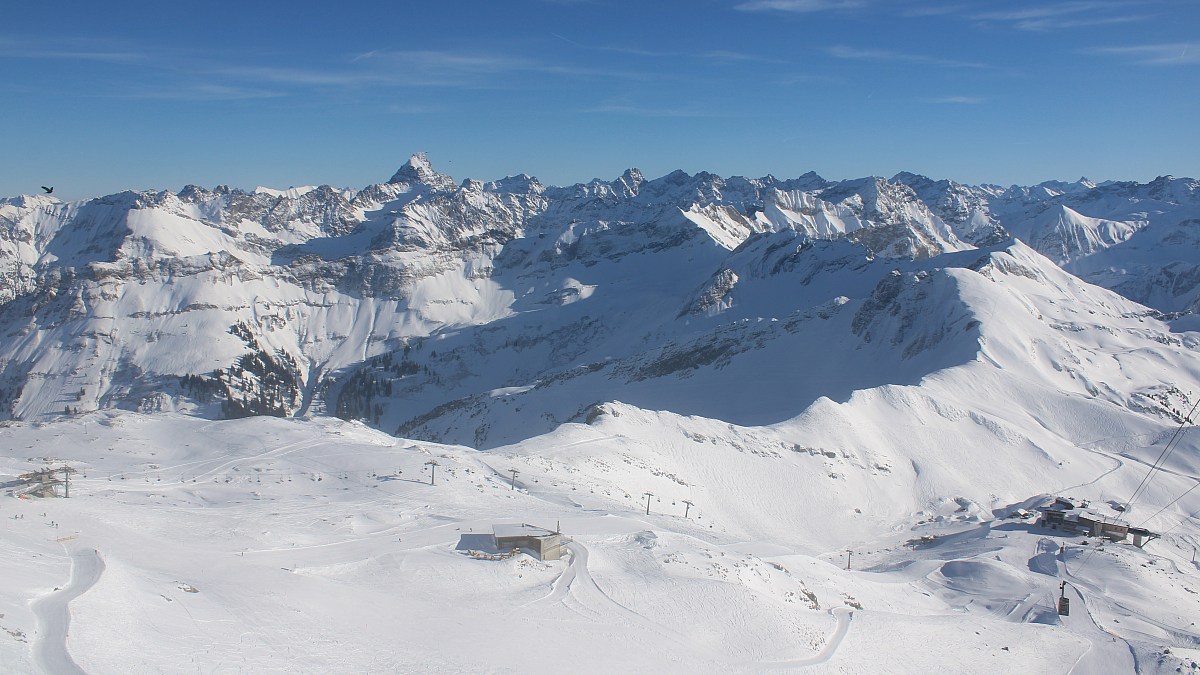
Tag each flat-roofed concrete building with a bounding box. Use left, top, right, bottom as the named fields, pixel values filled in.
left=1039, top=499, right=1158, bottom=548
left=492, top=524, right=564, bottom=561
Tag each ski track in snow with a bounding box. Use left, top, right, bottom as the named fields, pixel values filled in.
left=3, top=382, right=1200, bottom=674
left=95, top=436, right=327, bottom=489
left=760, top=607, right=854, bottom=668
left=1058, top=444, right=1125, bottom=494
left=31, top=547, right=105, bottom=675
left=1062, top=584, right=1137, bottom=675
left=1065, top=567, right=1200, bottom=647
left=189, top=439, right=325, bottom=483
left=510, top=537, right=851, bottom=666
left=513, top=540, right=696, bottom=650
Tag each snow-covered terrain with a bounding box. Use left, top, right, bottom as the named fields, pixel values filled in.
left=1, top=156, right=1199, bottom=672
left=1, top=406, right=1197, bottom=673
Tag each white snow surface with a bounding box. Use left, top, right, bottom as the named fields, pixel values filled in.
left=0, top=406, right=1197, bottom=674
left=0, top=157, right=1199, bottom=672
left=253, top=186, right=319, bottom=199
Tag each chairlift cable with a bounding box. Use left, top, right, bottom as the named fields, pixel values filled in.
left=1154, top=504, right=1200, bottom=538
left=1071, top=394, right=1197, bottom=577
left=1134, top=478, right=1200, bottom=529
left=1124, top=395, right=1198, bottom=516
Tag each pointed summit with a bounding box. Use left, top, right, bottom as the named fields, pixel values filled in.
left=615, top=168, right=644, bottom=197
left=387, top=152, right=456, bottom=190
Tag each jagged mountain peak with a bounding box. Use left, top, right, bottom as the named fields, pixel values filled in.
left=890, top=171, right=976, bottom=196
left=0, top=160, right=1198, bottom=425
left=890, top=170, right=932, bottom=185
left=0, top=193, right=60, bottom=208
left=615, top=168, right=645, bottom=196
left=1030, top=177, right=1097, bottom=197
left=387, top=152, right=456, bottom=190
left=5, top=161, right=1200, bottom=675
left=787, top=170, right=828, bottom=190
left=480, top=173, right=543, bottom=195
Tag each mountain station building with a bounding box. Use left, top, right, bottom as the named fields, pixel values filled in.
left=457, top=523, right=565, bottom=561
left=1038, top=498, right=1158, bottom=548
left=491, top=524, right=564, bottom=561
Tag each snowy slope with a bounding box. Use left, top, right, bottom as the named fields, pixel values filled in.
left=2, top=157, right=1194, bottom=424
left=894, top=172, right=1200, bottom=313
left=0, top=157, right=958, bottom=420
left=0, top=402, right=1196, bottom=673
left=1, top=156, right=1200, bottom=673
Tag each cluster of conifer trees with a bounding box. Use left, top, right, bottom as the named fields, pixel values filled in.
left=180, top=322, right=302, bottom=418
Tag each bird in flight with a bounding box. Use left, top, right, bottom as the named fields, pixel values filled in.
left=41, top=186, right=54, bottom=194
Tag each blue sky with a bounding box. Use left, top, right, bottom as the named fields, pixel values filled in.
left=3, top=0, right=1198, bottom=199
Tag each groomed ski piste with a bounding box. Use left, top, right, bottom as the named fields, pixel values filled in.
left=1, top=407, right=1198, bottom=674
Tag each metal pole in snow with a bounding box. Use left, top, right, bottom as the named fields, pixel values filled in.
left=682, top=500, right=693, bottom=518
left=62, top=466, right=70, bottom=498
left=846, top=550, right=852, bottom=570
left=510, top=469, right=519, bottom=490
left=425, top=460, right=439, bottom=485
left=644, top=492, right=654, bottom=515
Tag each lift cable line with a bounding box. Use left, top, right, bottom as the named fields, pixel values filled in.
left=1124, top=396, right=1199, bottom=517
left=1155, top=503, right=1200, bottom=538
left=1071, top=393, right=1197, bottom=577
left=1135, top=478, right=1200, bottom=530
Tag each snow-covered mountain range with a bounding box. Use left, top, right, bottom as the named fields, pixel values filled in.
left=0, top=153, right=1196, bottom=430
left=2, top=155, right=1200, bottom=673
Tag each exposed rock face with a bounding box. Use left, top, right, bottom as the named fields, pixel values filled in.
left=0, top=156, right=1195, bottom=442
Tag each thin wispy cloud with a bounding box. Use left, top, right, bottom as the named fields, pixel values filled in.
left=216, top=65, right=381, bottom=87
left=898, top=3, right=968, bottom=18
left=351, top=48, right=661, bottom=84
left=534, top=63, right=670, bottom=81
left=125, top=83, right=285, bottom=101
left=704, top=50, right=786, bottom=63
left=352, top=49, right=535, bottom=74
left=882, top=1, right=1155, bottom=31
left=827, top=45, right=989, bottom=69
left=218, top=50, right=568, bottom=90
left=1017, top=14, right=1148, bottom=31
left=387, top=103, right=444, bottom=114
left=1, top=48, right=143, bottom=62
left=925, top=95, right=985, bottom=104
left=0, top=37, right=143, bottom=63
left=549, top=32, right=587, bottom=49
left=1087, top=42, right=1200, bottom=65
left=776, top=72, right=842, bottom=86
left=973, top=1, right=1119, bottom=22
left=735, top=0, right=867, bottom=13
left=580, top=103, right=726, bottom=118
left=550, top=33, right=783, bottom=64
left=970, top=1, right=1150, bottom=31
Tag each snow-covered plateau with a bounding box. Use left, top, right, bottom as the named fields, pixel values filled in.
left=1, top=155, right=1199, bottom=673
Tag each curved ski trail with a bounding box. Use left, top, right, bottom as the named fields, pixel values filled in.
left=31, top=547, right=105, bottom=675
left=514, top=540, right=693, bottom=645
